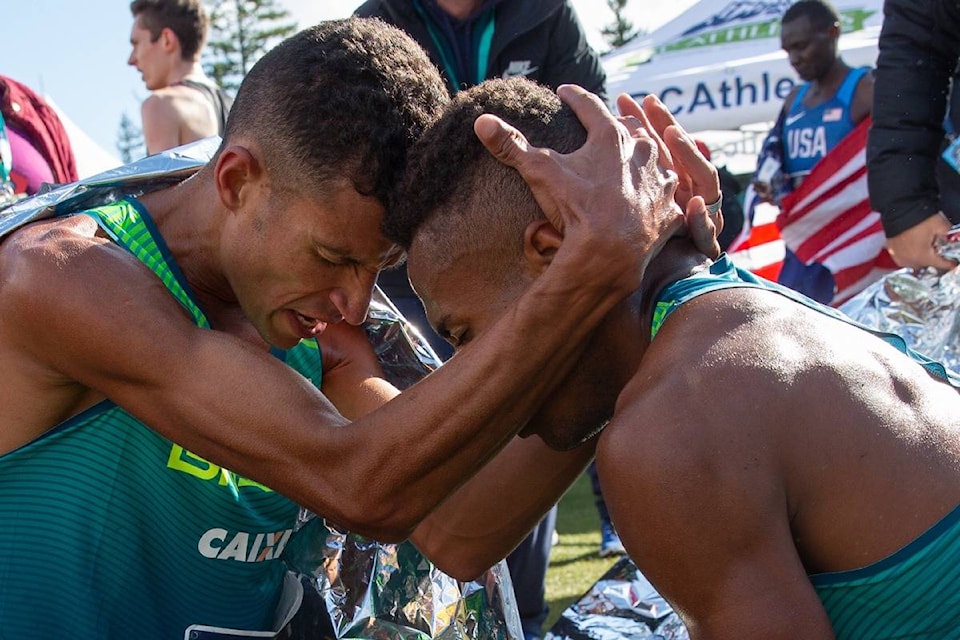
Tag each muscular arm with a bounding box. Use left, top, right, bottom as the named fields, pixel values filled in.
left=412, top=434, right=595, bottom=579
left=2, top=87, right=685, bottom=543
left=316, top=321, right=397, bottom=421
left=317, top=303, right=594, bottom=578
left=2, top=217, right=618, bottom=543
left=410, top=92, right=723, bottom=575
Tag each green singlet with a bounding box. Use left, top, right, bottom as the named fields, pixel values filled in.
left=0, top=199, right=322, bottom=639
left=652, top=254, right=960, bottom=639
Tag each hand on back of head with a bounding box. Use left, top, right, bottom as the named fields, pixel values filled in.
left=473, top=85, right=722, bottom=295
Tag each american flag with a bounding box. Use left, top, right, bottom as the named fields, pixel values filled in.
left=728, top=116, right=896, bottom=306
left=727, top=187, right=785, bottom=282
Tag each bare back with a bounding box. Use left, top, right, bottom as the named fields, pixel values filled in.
left=142, top=83, right=223, bottom=154
left=597, top=280, right=960, bottom=637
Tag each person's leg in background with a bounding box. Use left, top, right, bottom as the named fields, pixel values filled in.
left=506, top=505, right=558, bottom=640
left=588, top=461, right=625, bottom=558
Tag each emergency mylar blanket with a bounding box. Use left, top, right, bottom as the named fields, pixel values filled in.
left=840, top=225, right=960, bottom=373
left=281, top=289, right=521, bottom=640
left=543, top=557, right=688, bottom=640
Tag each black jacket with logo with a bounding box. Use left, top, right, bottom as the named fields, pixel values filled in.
left=354, top=0, right=606, bottom=98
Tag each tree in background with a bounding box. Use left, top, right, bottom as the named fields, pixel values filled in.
left=117, top=112, right=145, bottom=163
left=203, top=0, right=298, bottom=94
left=601, top=0, right=642, bottom=51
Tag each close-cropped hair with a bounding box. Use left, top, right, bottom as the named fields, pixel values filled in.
left=385, top=77, right=586, bottom=254
left=130, top=0, right=208, bottom=60
left=782, top=0, right=841, bottom=30
left=223, top=17, right=449, bottom=207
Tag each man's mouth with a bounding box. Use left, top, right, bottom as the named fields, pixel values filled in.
left=288, top=310, right=328, bottom=339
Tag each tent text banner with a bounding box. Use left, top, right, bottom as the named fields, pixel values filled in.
left=603, top=0, right=883, bottom=132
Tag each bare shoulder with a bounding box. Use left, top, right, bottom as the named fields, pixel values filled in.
left=0, top=216, right=192, bottom=450
left=0, top=214, right=198, bottom=372
left=1, top=215, right=113, bottom=310
left=616, top=288, right=799, bottom=429
left=602, top=281, right=936, bottom=459
left=0, top=217, right=101, bottom=377
left=142, top=86, right=219, bottom=153
left=593, top=287, right=839, bottom=634
left=595, top=289, right=794, bottom=529
left=603, top=281, right=960, bottom=491
left=3, top=214, right=136, bottom=289
left=142, top=91, right=185, bottom=120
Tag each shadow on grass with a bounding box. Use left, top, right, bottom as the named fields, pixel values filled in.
left=547, top=550, right=604, bottom=567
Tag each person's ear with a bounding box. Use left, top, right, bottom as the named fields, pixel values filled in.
left=214, top=145, right=263, bottom=213
left=522, top=219, right=563, bottom=274
left=159, top=27, right=179, bottom=53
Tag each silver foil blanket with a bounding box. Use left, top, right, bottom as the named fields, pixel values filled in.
left=282, top=291, right=522, bottom=640
left=282, top=518, right=521, bottom=640
left=543, top=558, right=688, bottom=640
left=840, top=225, right=960, bottom=372
left=0, top=137, right=219, bottom=239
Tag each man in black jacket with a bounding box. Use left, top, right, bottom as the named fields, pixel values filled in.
left=867, top=0, right=960, bottom=271
left=354, top=0, right=605, bottom=98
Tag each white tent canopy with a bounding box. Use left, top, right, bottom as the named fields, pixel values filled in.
left=44, top=95, right=122, bottom=179
left=603, top=0, right=884, bottom=135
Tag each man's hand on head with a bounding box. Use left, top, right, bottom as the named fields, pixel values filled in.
left=473, top=84, right=684, bottom=295
left=616, top=93, right=723, bottom=259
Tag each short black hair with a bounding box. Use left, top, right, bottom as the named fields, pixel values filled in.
left=224, top=18, right=449, bottom=206
left=782, top=0, right=840, bottom=31
left=130, top=0, right=208, bottom=60
left=386, top=77, right=585, bottom=255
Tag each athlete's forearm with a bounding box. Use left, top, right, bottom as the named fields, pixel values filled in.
left=411, top=435, right=596, bottom=579
left=280, top=262, right=633, bottom=541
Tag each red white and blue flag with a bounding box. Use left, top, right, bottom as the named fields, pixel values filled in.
left=728, top=116, right=896, bottom=306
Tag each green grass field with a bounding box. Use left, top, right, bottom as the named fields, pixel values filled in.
left=541, top=472, right=622, bottom=633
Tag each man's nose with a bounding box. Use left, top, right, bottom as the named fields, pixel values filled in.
left=329, top=273, right=377, bottom=326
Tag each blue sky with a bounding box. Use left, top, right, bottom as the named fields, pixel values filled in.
left=5, top=0, right=694, bottom=171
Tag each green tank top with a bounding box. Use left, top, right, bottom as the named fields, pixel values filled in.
left=0, top=199, right=322, bottom=638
